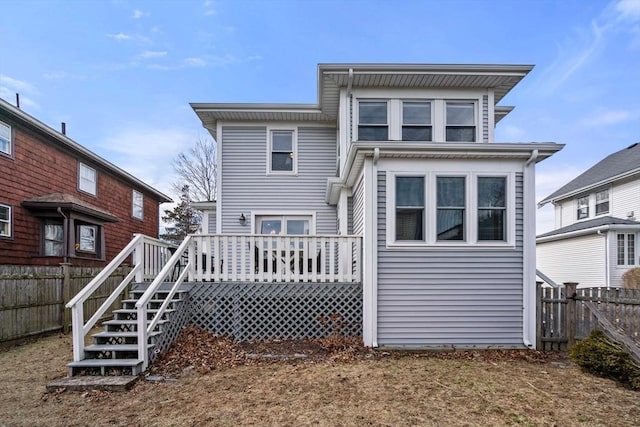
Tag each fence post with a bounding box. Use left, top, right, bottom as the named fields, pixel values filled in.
left=60, top=262, right=72, bottom=334
left=564, top=282, right=578, bottom=349
left=536, top=281, right=543, bottom=350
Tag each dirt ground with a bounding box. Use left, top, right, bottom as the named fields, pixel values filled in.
left=1, top=327, right=639, bottom=427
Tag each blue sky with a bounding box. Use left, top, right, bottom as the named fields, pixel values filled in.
left=1, top=0, right=639, bottom=233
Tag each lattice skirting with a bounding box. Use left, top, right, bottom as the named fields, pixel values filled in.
left=149, top=297, right=191, bottom=363
left=188, top=282, right=362, bottom=341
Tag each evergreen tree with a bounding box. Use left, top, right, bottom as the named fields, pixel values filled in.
left=161, top=185, right=201, bottom=245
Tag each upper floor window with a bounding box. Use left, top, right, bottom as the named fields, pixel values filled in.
left=617, top=233, right=636, bottom=266
left=402, top=101, right=432, bottom=141
left=437, top=176, right=465, bottom=241
left=0, top=204, right=11, bottom=238
left=595, top=189, right=609, bottom=215
left=0, top=121, right=11, bottom=156
left=446, top=102, right=476, bottom=142
left=577, top=196, right=589, bottom=220
left=477, top=177, right=506, bottom=241
left=358, top=101, right=388, bottom=141
left=132, top=190, right=144, bottom=219
left=269, top=130, right=296, bottom=174
left=78, top=162, right=97, bottom=196
left=395, top=176, right=424, bottom=241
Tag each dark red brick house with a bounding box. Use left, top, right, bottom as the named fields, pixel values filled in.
left=0, top=97, right=172, bottom=266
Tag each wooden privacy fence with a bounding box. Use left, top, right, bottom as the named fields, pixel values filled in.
left=0, top=264, right=131, bottom=343
left=537, top=282, right=640, bottom=360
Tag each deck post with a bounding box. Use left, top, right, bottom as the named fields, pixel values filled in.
left=535, top=281, right=543, bottom=350
left=564, top=282, right=578, bottom=349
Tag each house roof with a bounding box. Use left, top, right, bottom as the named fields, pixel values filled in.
left=22, top=193, right=120, bottom=222
left=192, top=63, right=533, bottom=139
left=0, top=98, right=172, bottom=203
left=538, top=142, right=640, bottom=206
left=537, top=216, right=640, bottom=241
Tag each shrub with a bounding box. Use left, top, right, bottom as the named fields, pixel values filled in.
left=622, top=267, right=640, bottom=289
left=569, top=329, right=640, bottom=389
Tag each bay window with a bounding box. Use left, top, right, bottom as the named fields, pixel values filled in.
left=358, top=101, right=388, bottom=141
left=395, top=177, right=425, bottom=241
left=44, top=220, right=64, bottom=256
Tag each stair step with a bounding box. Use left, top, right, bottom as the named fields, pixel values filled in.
left=121, top=298, right=182, bottom=305
left=113, top=308, right=176, bottom=315
left=103, top=319, right=168, bottom=326
left=67, top=358, right=144, bottom=376
left=84, top=344, right=153, bottom=353
left=92, top=331, right=162, bottom=339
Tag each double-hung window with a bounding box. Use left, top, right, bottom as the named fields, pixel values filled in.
left=0, top=121, right=11, bottom=156
left=358, top=101, right=388, bottom=141
left=477, top=177, right=506, bottom=241
left=269, top=130, right=295, bottom=173
left=436, top=176, right=465, bottom=241
left=617, top=233, right=636, bottom=266
left=446, top=102, right=476, bottom=142
left=402, top=101, right=432, bottom=141
left=44, top=219, right=64, bottom=256
left=595, top=190, right=609, bottom=215
left=0, top=204, right=11, bottom=237
left=132, top=190, right=144, bottom=219
left=78, top=162, right=97, bottom=195
left=395, top=177, right=424, bottom=241
left=577, top=196, right=589, bottom=220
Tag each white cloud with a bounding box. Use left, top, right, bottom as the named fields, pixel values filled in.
left=615, top=0, right=640, bottom=19
left=580, top=109, right=637, bottom=127
left=203, top=0, right=217, bottom=15
left=0, top=74, right=38, bottom=94
left=183, top=57, right=207, bottom=67
left=107, top=33, right=133, bottom=41
left=0, top=75, right=39, bottom=109
left=138, top=50, right=168, bottom=59
left=132, top=9, right=146, bottom=19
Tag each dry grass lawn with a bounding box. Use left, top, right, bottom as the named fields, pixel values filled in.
left=1, top=331, right=639, bottom=427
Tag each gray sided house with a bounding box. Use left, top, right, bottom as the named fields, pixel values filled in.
left=537, top=142, right=640, bottom=288
left=192, top=63, right=563, bottom=348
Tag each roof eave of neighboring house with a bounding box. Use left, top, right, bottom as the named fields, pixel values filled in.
left=326, top=141, right=564, bottom=204
left=0, top=98, right=172, bottom=203
left=538, top=168, right=640, bottom=207
left=537, top=223, right=640, bottom=243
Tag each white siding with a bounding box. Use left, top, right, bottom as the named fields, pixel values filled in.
left=611, top=178, right=640, bottom=220
left=559, top=199, right=575, bottom=227
left=536, top=233, right=606, bottom=288
left=220, top=126, right=337, bottom=234
left=376, top=171, right=525, bottom=347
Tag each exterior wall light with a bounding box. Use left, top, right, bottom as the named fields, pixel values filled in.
left=239, top=213, right=246, bottom=225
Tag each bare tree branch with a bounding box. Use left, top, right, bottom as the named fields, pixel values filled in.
left=172, top=137, right=217, bottom=201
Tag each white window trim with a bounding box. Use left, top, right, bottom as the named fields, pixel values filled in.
left=577, top=196, right=589, bottom=220
left=617, top=233, right=637, bottom=266
left=267, top=128, right=298, bottom=176
left=385, top=170, right=515, bottom=248
left=0, top=204, right=11, bottom=238
left=132, top=190, right=144, bottom=220
left=354, top=94, right=481, bottom=143
left=0, top=121, right=12, bottom=156
left=251, top=211, right=316, bottom=235
left=78, top=162, right=97, bottom=196
left=595, top=189, right=610, bottom=216
left=401, top=100, right=434, bottom=142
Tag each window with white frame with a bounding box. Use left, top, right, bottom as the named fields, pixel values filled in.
left=577, top=196, right=589, bottom=220
left=0, top=121, right=11, bottom=156
left=132, top=190, right=144, bottom=219
left=436, top=176, right=465, bottom=241
left=477, top=177, right=506, bottom=241
left=78, top=162, right=97, bottom=195
left=395, top=177, right=425, bottom=241
left=269, top=130, right=296, bottom=173
left=388, top=172, right=511, bottom=246
left=617, top=233, right=636, bottom=266
left=402, top=101, right=432, bottom=141
left=358, top=101, right=388, bottom=141
left=0, top=204, right=11, bottom=237
left=257, top=215, right=311, bottom=235
left=595, top=189, right=609, bottom=215
left=445, top=102, right=476, bottom=142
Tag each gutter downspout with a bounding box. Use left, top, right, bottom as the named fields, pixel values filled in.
left=523, top=149, right=538, bottom=348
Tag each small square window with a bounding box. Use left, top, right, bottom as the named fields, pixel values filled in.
left=0, top=121, right=11, bottom=156
left=358, top=101, right=388, bottom=141
left=269, top=130, right=295, bottom=173
left=0, top=204, right=11, bottom=237
left=78, top=163, right=97, bottom=195
left=446, top=102, right=476, bottom=142
left=132, top=190, right=144, bottom=219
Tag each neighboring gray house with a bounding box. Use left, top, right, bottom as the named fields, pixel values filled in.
left=191, top=63, right=563, bottom=348
left=537, top=142, right=640, bottom=288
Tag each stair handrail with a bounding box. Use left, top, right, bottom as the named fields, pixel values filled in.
left=135, top=235, right=194, bottom=369
left=536, top=269, right=563, bottom=289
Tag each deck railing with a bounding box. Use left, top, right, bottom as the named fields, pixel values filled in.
left=65, top=234, right=174, bottom=362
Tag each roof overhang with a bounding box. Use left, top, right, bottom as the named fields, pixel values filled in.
left=0, top=98, right=172, bottom=203
left=22, top=193, right=120, bottom=222
left=537, top=223, right=640, bottom=243
left=326, top=141, right=563, bottom=204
